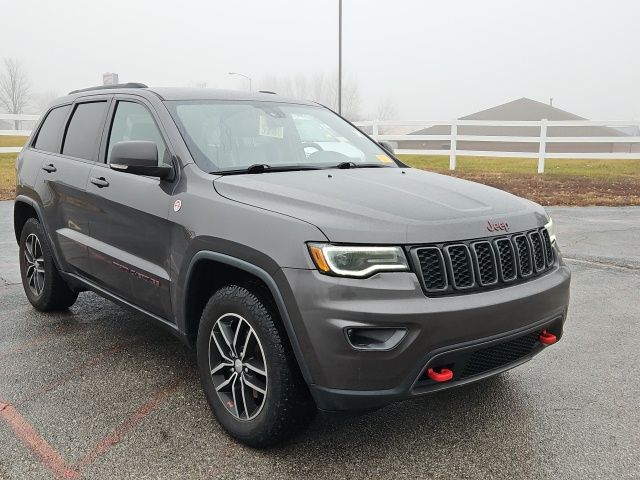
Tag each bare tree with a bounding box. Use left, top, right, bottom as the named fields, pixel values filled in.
left=340, top=78, right=361, bottom=121
left=375, top=97, right=397, bottom=121
left=0, top=58, right=31, bottom=129
left=371, top=97, right=397, bottom=134
left=260, top=70, right=362, bottom=121
left=33, top=90, right=59, bottom=113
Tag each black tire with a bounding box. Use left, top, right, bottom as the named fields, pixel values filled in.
left=197, top=284, right=316, bottom=448
left=19, top=218, right=78, bottom=311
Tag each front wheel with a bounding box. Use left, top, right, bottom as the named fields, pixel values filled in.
left=197, top=285, right=315, bottom=448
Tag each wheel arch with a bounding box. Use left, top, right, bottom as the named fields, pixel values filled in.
left=14, top=195, right=41, bottom=243
left=14, top=195, right=68, bottom=275
left=181, top=251, right=313, bottom=384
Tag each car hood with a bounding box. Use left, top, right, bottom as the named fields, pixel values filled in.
left=213, top=168, right=548, bottom=243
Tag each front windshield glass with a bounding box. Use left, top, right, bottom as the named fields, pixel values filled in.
left=165, top=100, right=397, bottom=173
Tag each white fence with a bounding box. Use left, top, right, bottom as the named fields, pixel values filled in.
left=2, top=114, right=640, bottom=173
left=0, top=113, right=40, bottom=153
left=355, top=119, right=640, bottom=173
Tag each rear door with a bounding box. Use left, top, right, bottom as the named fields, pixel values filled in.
left=84, top=96, right=176, bottom=320
left=34, top=97, right=111, bottom=275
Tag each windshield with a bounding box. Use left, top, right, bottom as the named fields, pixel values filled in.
left=165, top=100, right=398, bottom=173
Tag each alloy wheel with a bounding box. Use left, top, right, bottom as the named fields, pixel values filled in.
left=24, top=233, right=45, bottom=296
left=208, top=313, right=268, bottom=421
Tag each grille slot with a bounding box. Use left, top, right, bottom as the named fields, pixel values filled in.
left=472, top=241, right=498, bottom=286
left=412, top=227, right=555, bottom=296
left=541, top=228, right=554, bottom=266
left=513, top=235, right=533, bottom=277
left=461, top=331, right=540, bottom=379
left=444, top=245, right=474, bottom=289
left=495, top=238, right=517, bottom=282
left=528, top=230, right=546, bottom=272
left=415, top=247, right=447, bottom=292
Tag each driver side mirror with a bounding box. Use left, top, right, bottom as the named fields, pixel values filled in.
left=378, top=140, right=395, bottom=155
left=110, top=141, right=173, bottom=179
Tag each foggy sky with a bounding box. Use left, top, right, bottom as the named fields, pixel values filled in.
left=3, top=0, right=639, bottom=120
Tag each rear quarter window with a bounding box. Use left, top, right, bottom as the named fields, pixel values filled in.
left=33, top=105, right=71, bottom=153
left=62, top=101, right=108, bottom=161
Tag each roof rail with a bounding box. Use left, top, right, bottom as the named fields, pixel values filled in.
left=68, top=82, right=148, bottom=95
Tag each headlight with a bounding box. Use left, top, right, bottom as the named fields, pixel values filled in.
left=545, top=217, right=557, bottom=243
left=307, top=244, right=409, bottom=278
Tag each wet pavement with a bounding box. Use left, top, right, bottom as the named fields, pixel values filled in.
left=1, top=201, right=638, bottom=479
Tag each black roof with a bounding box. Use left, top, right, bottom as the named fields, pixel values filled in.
left=68, top=83, right=148, bottom=94
left=60, top=84, right=315, bottom=106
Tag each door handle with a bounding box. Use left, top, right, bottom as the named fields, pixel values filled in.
left=42, top=164, right=57, bottom=173
left=89, top=176, right=110, bottom=188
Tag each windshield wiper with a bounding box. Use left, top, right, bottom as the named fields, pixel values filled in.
left=213, top=164, right=323, bottom=175
left=332, top=162, right=391, bottom=169
left=245, top=164, right=271, bottom=174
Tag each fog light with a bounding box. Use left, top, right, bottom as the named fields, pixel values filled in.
left=345, top=327, right=407, bottom=351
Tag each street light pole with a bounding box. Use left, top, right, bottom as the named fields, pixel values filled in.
left=338, top=0, right=342, bottom=115
left=228, top=72, right=252, bottom=91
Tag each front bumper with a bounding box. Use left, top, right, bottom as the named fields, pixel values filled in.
left=276, top=258, right=571, bottom=412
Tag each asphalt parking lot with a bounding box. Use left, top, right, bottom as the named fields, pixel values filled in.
left=1, top=201, right=639, bottom=479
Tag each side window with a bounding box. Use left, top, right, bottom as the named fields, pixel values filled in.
left=62, top=102, right=108, bottom=160
left=33, top=105, right=71, bottom=153
left=107, top=101, right=167, bottom=165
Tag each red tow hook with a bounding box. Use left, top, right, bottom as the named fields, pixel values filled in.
left=539, top=330, right=557, bottom=345
left=427, top=367, right=454, bottom=383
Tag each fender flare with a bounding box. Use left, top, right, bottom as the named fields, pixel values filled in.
left=183, top=250, right=313, bottom=384
left=14, top=195, right=42, bottom=241
left=14, top=195, right=66, bottom=272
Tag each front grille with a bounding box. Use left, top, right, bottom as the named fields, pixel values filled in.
left=461, top=331, right=539, bottom=379
left=541, top=229, right=554, bottom=266
left=472, top=241, right=498, bottom=285
left=413, top=227, right=554, bottom=296
left=528, top=231, right=545, bottom=272
left=495, top=238, right=517, bottom=281
left=415, top=247, right=447, bottom=291
left=514, top=234, right=533, bottom=276
left=445, top=245, right=474, bottom=289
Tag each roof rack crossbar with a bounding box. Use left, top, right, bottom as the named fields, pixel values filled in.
left=68, top=83, right=148, bottom=95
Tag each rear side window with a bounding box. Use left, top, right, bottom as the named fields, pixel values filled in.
left=62, top=101, right=108, bottom=160
left=33, top=105, right=71, bottom=153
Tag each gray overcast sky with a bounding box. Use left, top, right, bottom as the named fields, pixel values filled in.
left=4, top=0, right=639, bottom=119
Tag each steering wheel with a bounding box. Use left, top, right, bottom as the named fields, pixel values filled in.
left=302, top=142, right=324, bottom=155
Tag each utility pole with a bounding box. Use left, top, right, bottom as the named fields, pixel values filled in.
left=338, top=0, right=342, bottom=115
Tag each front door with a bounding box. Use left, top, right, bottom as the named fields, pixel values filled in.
left=85, top=98, right=176, bottom=320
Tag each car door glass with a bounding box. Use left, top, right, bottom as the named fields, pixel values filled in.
left=62, top=102, right=108, bottom=160
left=34, top=105, right=71, bottom=153
left=107, top=101, right=168, bottom=165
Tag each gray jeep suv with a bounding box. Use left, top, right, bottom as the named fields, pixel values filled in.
left=14, top=84, right=571, bottom=447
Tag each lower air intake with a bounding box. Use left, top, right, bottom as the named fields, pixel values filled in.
left=460, top=331, right=540, bottom=379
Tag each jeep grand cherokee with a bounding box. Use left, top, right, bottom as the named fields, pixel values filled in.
left=14, top=84, right=571, bottom=447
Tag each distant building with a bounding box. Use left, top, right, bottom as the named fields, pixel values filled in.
left=103, top=72, right=119, bottom=86
left=400, top=98, right=638, bottom=154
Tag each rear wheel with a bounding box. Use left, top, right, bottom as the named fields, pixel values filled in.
left=197, top=284, right=315, bottom=448
left=19, top=218, right=78, bottom=311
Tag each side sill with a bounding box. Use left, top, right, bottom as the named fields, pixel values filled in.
left=61, top=271, right=189, bottom=346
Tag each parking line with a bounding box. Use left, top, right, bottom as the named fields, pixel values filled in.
left=0, top=398, right=80, bottom=479
left=74, top=378, right=183, bottom=470
left=14, top=343, right=129, bottom=406
left=0, top=325, right=78, bottom=361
